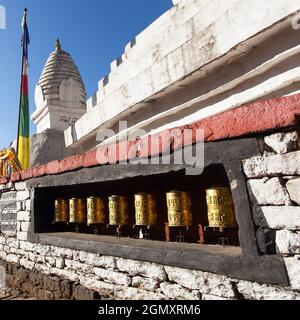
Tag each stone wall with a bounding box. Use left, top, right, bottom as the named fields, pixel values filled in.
left=0, top=261, right=100, bottom=300
left=0, top=130, right=300, bottom=300
left=243, top=130, right=300, bottom=291
left=0, top=236, right=299, bottom=300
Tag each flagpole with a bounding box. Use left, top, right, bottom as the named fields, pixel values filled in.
left=16, top=8, right=27, bottom=156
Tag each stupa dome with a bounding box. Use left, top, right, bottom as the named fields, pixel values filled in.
left=35, top=38, right=86, bottom=109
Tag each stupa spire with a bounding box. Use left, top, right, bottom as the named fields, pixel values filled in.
left=56, top=37, right=61, bottom=51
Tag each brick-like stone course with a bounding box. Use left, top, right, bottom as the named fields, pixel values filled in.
left=242, top=130, right=300, bottom=293
left=0, top=261, right=100, bottom=300
left=1, top=235, right=299, bottom=300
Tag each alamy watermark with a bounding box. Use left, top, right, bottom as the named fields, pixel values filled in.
left=0, top=5, right=6, bottom=30
left=96, top=121, right=205, bottom=176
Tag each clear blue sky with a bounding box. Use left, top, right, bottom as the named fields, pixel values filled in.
left=0, top=0, right=172, bottom=149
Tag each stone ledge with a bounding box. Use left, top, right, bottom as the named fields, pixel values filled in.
left=33, top=232, right=289, bottom=287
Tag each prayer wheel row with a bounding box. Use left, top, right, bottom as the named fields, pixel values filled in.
left=53, top=188, right=237, bottom=228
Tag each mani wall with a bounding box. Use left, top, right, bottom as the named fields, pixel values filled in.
left=0, top=124, right=300, bottom=300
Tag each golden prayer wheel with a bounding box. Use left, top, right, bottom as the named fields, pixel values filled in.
left=108, top=196, right=129, bottom=226
left=134, top=194, right=158, bottom=226
left=87, top=197, right=106, bottom=226
left=54, top=199, right=69, bottom=223
left=206, top=188, right=237, bottom=228
left=69, top=198, right=87, bottom=224
left=166, top=191, right=193, bottom=227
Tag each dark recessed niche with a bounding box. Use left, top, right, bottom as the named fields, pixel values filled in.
left=33, top=164, right=240, bottom=247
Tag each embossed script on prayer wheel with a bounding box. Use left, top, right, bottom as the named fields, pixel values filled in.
left=134, top=194, right=158, bottom=226
left=166, top=191, right=193, bottom=227
left=54, top=199, right=69, bottom=223
left=206, top=188, right=237, bottom=228
left=69, top=198, right=87, bottom=224
left=87, top=197, right=106, bottom=226
left=108, top=196, right=129, bottom=226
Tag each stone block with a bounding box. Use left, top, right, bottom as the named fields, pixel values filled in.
left=160, top=283, right=201, bottom=300
left=17, top=211, right=31, bottom=222
left=19, top=258, right=35, bottom=270
left=93, top=255, right=116, bottom=269
left=25, top=199, right=31, bottom=211
left=60, top=279, right=73, bottom=299
left=265, top=151, right=300, bottom=176
left=117, top=258, right=166, bottom=281
left=43, top=276, right=61, bottom=292
left=6, top=238, right=19, bottom=248
left=15, top=182, right=26, bottom=191
left=29, top=272, right=43, bottom=288
left=94, top=267, right=131, bottom=286
left=7, top=263, right=19, bottom=276
left=28, top=252, right=37, bottom=262
left=253, top=206, right=300, bottom=230
left=6, top=254, right=19, bottom=264
left=17, top=268, right=30, bottom=281
left=284, top=256, right=300, bottom=291
left=52, top=247, right=73, bottom=259
left=17, top=231, right=28, bottom=241
left=16, top=201, right=24, bottom=211
left=132, top=276, right=160, bottom=291
left=19, top=241, right=35, bottom=251
left=237, top=279, right=300, bottom=300
left=165, top=266, right=236, bottom=298
left=34, top=263, right=51, bottom=276
left=72, top=284, right=101, bottom=301
left=286, top=178, right=300, bottom=205
left=45, top=256, right=56, bottom=268
left=49, top=268, right=77, bottom=281
left=36, top=245, right=51, bottom=256
left=242, top=156, right=266, bottom=178
left=16, top=190, right=30, bottom=201
left=247, top=178, right=291, bottom=205
left=264, top=131, right=298, bottom=154
left=21, top=222, right=30, bottom=232
left=65, top=259, right=92, bottom=274
left=78, top=251, right=95, bottom=265
left=79, top=275, right=115, bottom=299
left=55, top=258, right=65, bottom=269
left=276, top=230, right=300, bottom=255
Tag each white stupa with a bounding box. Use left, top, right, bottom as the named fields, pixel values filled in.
left=31, top=38, right=87, bottom=133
